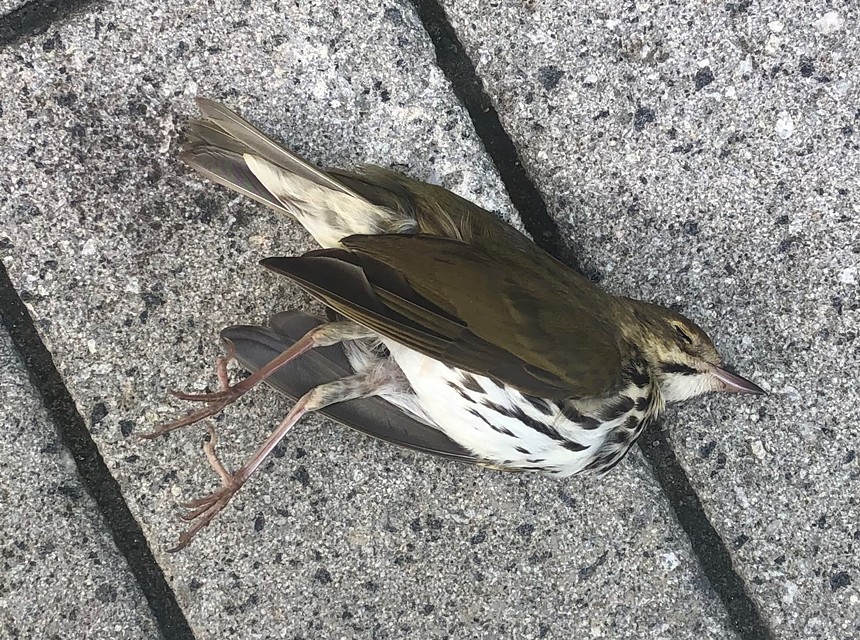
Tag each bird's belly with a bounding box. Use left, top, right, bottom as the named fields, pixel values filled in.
left=384, top=341, right=654, bottom=476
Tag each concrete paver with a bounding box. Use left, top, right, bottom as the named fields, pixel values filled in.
left=0, top=0, right=742, bottom=637
left=0, top=326, right=160, bottom=639
left=441, top=0, right=860, bottom=637
left=1, top=1, right=28, bottom=17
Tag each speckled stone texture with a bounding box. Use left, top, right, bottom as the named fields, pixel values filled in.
left=0, top=326, right=159, bottom=639
left=440, top=0, right=860, bottom=637
left=0, top=0, right=28, bottom=16
left=0, top=0, right=740, bottom=638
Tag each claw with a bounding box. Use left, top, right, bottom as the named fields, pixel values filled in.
left=167, top=422, right=242, bottom=548
left=169, top=515, right=220, bottom=553
left=142, top=340, right=243, bottom=439
left=148, top=327, right=329, bottom=439
left=170, top=484, right=238, bottom=551
left=166, top=341, right=239, bottom=403
left=139, top=399, right=230, bottom=439
left=178, top=495, right=218, bottom=511
left=178, top=501, right=216, bottom=521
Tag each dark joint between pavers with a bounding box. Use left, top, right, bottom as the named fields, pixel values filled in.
left=408, top=0, right=590, bottom=277
left=0, top=262, right=195, bottom=640
left=642, top=424, right=773, bottom=639
left=408, top=1, right=773, bottom=638
left=0, top=0, right=104, bottom=48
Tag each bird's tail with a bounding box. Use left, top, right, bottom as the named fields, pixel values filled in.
left=181, top=98, right=414, bottom=248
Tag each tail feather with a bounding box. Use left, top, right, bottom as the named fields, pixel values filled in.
left=181, top=147, right=291, bottom=215
left=186, top=120, right=248, bottom=155
left=191, top=97, right=367, bottom=201
left=183, top=98, right=414, bottom=247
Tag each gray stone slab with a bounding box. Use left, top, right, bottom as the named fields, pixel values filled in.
left=0, top=327, right=160, bottom=638
left=2, top=0, right=737, bottom=637
left=0, top=0, right=27, bottom=17
left=440, top=0, right=860, bottom=637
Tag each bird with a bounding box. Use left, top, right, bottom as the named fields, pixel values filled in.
left=145, top=98, right=765, bottom=551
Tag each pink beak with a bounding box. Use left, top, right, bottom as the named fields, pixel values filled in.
left=712, top=366, right=766, bottom=395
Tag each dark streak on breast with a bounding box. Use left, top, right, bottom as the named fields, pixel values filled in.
left=482, top=400, right=565, bottom=442
left=467, top=407, right=515, bottom=437
left=625, top=414, right=641, bottom=430
left=599, top=396, right=635, bottom=422
left=447, top=380, right=472, bottom=402
left=459, top=372, right=484, bottom=393
left=561, top=439, right=588, bottom=452
left=559, top=403, right=602, bottom=430
left=521, top=393, right=554, bottom=416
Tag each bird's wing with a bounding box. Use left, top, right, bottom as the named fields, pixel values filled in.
left=329, top=165, right=538, bottom=249
left=262, top=235, right=624, bottom=399
left=222, top=311, right=480, bottom=463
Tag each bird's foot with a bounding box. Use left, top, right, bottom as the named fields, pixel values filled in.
left=143, top=322, right=373, bottom=439
left=163, top=364, right=383, bottom=551
left=141, top=341, right=249, bottom=439
left=169, top=424, right=244, bottom=552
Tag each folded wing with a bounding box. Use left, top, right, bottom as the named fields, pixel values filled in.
left=262, top=234, right=623, bottom=399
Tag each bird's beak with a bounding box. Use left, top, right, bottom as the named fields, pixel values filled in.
left=711, top=366, right=766, bottom=395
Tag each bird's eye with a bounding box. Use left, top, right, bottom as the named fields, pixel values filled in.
left=674, top=324, right=693, bottom=345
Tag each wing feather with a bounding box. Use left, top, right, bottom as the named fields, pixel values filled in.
left=262, top=235, right=623, bottom=398
left=221, top=312, right=478, bottom=462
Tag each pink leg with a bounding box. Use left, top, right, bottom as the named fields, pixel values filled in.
left=168, top=367, right=392, bottom=552
left=141, top=321, right=372, bottom=439
left=168, top=394, right=311, bottom=552
left=202, top=423, right=232, bottom=486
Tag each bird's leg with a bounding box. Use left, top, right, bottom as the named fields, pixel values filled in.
left=169, top=365, right=397, bottom=552
left=201, top=423, right=232, bottom=486
left=169, top=342, right=237, bottom=402
left=141, top=321, right=374, bottom=439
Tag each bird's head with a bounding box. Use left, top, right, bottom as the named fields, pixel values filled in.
left=622, top=299, right=764, bottom=403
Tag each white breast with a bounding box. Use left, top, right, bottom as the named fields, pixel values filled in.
left=383, top=340, right=643, bottom=476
